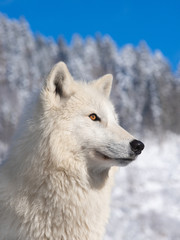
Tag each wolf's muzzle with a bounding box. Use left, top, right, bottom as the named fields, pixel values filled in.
left=130, top=139, right=145, bottom=155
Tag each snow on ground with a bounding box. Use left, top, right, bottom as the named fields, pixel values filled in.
left=105, top=132, right=180, bottom=240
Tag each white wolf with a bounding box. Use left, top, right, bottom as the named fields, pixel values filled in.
left=0, top=62, right=144, bottom=240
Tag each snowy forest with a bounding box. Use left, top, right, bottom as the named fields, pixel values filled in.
left=0, top=13, right=180, bottom=240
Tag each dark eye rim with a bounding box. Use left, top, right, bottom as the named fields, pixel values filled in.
left=89, top=113, right=101, bottom=121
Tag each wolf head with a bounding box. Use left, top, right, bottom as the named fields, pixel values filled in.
left=42, top=62, right=144, bottom=174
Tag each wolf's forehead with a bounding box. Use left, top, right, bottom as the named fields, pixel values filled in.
left=70, top=83, right=115, bottom=115
left=73, top=83, right=110, bottom=105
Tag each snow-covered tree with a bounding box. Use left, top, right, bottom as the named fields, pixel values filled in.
left=0, top=13, right=179, bottom=160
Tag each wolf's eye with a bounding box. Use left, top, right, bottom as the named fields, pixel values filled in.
left=89, top=113, right=101, bottom=121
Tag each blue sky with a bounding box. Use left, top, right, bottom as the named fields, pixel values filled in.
left=0, top=0, right=180, bottom=70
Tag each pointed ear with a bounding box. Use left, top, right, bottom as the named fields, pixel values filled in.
left=93, top=74, right=113, bottom=97
left=45, top=62, right=75, bottom=98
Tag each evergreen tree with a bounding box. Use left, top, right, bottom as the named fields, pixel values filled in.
left=0, top=13, right=180, bottom=160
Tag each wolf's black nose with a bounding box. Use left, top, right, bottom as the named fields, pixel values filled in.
left=130, top=140, right=145, bottom=155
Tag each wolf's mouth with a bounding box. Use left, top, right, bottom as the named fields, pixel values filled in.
left=96, top=151, right=135, bottom=163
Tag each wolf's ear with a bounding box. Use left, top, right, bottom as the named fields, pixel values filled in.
left=93, top=74, right=113, bottom=98
left=45, top=62, right=75, bottom=98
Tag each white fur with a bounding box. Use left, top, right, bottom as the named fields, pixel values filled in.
left=0, top=62, right=137, bottom=240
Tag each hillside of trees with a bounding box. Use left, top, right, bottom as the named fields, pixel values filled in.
left=0, top=13, right=180, bottom=160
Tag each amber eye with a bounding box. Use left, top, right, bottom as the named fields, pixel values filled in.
left=89, top=113, right=101, bottom=121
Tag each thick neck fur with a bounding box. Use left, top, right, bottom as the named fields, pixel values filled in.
left=0, top=96, right=114, bottom=240
left=3, top=97, right=110, bottom=191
